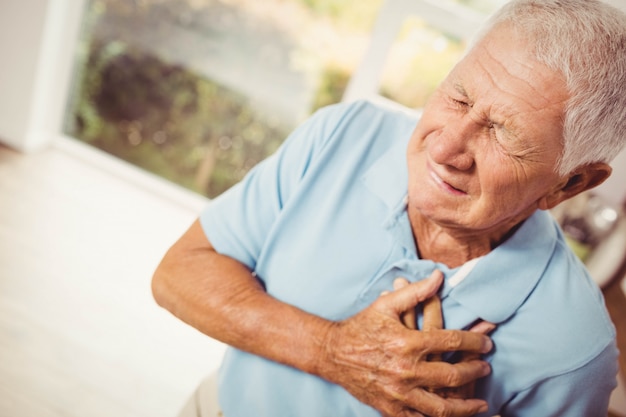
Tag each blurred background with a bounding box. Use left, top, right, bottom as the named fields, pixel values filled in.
left=63, top=0, right=500, bottom=198
left=1, top=0, right=625, bottom=416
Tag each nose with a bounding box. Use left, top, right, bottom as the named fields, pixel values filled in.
left=429, top=115, right=480, bottom=171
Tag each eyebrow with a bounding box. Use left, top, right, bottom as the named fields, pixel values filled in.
left=451, top=80, right=525, bottom=146
left=451, top=82, right=477, bottom=110
left=453, top=82, right=469, bottom=99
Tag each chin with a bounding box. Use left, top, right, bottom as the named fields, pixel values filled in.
left=412, top=203, right=466, bottom=227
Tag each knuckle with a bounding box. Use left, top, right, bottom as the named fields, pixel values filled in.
left=431, top=403, right=452, bottom=417
left=443, top=367, right=463, bottom=387
left=442, top=331, right=463, bottom=350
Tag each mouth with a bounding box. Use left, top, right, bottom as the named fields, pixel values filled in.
left=428, top=166, right=467, bottom=196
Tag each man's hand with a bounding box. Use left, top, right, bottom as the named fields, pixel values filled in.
left=396, top=276, right=496, bottom=402
left=318, top=271, right=492, bottom=417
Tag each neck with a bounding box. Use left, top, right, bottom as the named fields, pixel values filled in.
left=410, top=213, right=521, bottom=268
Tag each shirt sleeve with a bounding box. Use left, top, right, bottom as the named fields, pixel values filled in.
left=499, top=342, right=619, bottom=417
left=198, top=102, right=355, bottom=270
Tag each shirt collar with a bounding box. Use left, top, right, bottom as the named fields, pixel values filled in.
left=448, top=210, right=558, bottom=323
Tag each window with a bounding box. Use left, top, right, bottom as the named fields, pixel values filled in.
left=350, top=0, right=508, bottom=110
left=64, top=0, right=505, bottom=198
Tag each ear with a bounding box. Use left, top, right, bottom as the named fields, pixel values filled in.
left=538, top=162, right=612, bottom=210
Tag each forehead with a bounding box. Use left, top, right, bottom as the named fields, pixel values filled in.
left=448, top=26, right=568, bottom=116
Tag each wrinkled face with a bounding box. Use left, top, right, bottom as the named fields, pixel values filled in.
left=406, top=26, right=570, bottom=236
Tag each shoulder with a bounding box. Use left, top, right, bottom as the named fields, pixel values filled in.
left=308, top=99, right=418, bottom=142
left=291, top=99, right=417, bottom=174
left=492, top=224, right=617, bottom=388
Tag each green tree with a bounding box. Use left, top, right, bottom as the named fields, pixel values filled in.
left=68, top=40, right=285, bottom=197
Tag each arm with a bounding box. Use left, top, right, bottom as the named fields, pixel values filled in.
left=152, top=220, right=493, bottom=417
left=152, top=219, right=334, bottom=374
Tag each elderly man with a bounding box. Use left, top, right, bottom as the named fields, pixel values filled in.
left=152, top=0, right=626, bottom=416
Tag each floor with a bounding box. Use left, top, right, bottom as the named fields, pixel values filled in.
left=0, top=138, right=625, bottom=416
left=0, top=139, right=226, bottom=417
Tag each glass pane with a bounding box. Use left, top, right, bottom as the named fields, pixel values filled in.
left=378, top=0, right=507, bottom=110
left=456, top=0, right=509, bottom=13
left=378, top=17, right=466, bottom=110
left=64, top=0, right=382, bottom=198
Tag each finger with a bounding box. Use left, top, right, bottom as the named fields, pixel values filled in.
left=412, top=360, right=491, bottom=389
left=439, top=354, right=481, bottom=398
left=422, top=295, right=443, bottom=331
left=460, top=320, right=495, bottom=362
left=402, top=308, right=417, bottom=330
left=422, top=294, right=443, bottom=367
left=445, top=380, right=477, bottom=400
left=379, top=270, right=443, bottom=316
left=468, top=320, right=496, bottom=335
left=381, top=411, right=426, bottom=417
left=432, top=385, right=474, bottom=400
left=394, top=278, right=417, bottom=330
left=407, top=388, right=489, bottom=417
left=393, top=277, right=411, bottom=291
left=444, top=322, right=495, bottom=399
left=417, top=328, right=493, bottom=355
left=451, top=350, right=482, bottom=398
left=457, top=321, right=496, bottom=362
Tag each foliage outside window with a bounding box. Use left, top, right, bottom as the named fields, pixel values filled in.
left=65, top=0, right=503, bottom=198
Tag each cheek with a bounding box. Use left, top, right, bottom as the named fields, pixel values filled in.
left=477, top=154, right=531, bottom=199
left=406, top=136, right=428, bottom=172
left=479, top=159, right=552, bottom=209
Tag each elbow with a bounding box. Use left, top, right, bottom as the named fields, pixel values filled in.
left=151, top=269, right=166, bottom=308
left=151, top=249, right=177, bottom=310
left=151, top=218, right=210, bottom=314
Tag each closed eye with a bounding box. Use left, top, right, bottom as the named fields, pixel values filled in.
left=452, top=82, right=473, bottom=108
left=451, top=97, right=470, bottom=109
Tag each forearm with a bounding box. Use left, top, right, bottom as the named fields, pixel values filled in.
left=151, top=220, right=334, bottom=376
left=153, top=221, right=492, bottom=417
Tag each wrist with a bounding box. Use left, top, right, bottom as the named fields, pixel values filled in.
left=308, top=320, right=341, bottom=380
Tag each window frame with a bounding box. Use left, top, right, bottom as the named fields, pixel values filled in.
left=0, top=0, right=86, bottom=152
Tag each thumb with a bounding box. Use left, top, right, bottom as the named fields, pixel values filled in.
left=382, top=270, right=444, bottom=315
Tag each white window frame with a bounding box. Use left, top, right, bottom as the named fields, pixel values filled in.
left=0, top=0, right=208, bottom=211
left=342, top=0, right=486, bottom=107
left=0, top=0, right=86, bottom=152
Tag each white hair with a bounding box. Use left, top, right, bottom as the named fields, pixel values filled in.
left=472, top=0, right=626, bottom=175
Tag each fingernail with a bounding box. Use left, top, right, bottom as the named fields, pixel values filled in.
left=479, top=403, right=489, bottom=413
left=483, top=337, right=493, bottom=353
left=430, top=269, right=443, bottom=280
left=393, top=277, right=408, bottom=290
left=481, top=362, right=492, bottom=376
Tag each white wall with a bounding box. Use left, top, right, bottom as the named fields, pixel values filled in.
left=0, top=0, right=85, bottom=151
left=595, top=148, right=626, bottom=207
left=605, top=0, right=626, bottom=11
left=0, top=0, right=46, bottom=148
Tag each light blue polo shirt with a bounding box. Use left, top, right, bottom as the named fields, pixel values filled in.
left=199, top=100, right=618, bottom=416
